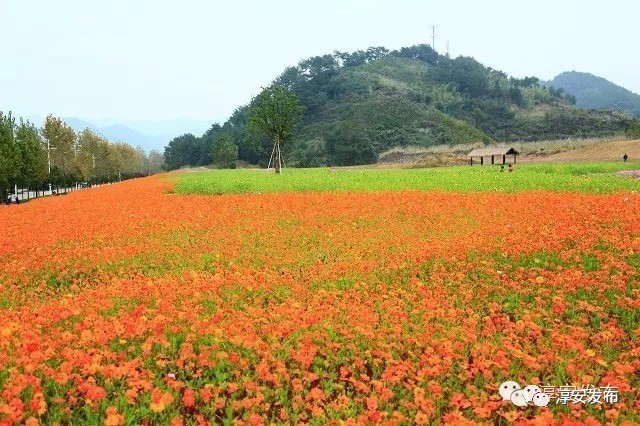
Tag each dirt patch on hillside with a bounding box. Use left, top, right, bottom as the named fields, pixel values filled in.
left=377, top=139, right=640, bottom=169
left=409, top=153, right=469, bottom=168
left=378, top=151, right=469, bottom=168
left=521, top=139, right=640, bottom=163
left=378, top=151, right=426, bottom=164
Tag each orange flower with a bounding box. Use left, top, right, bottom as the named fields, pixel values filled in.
left=365, top=395, right=378, bottom=411
left=86, top=386, right=107, bottom=402
left=104, top=406, right=125, bottom=426
left=501, top=411, right=520, bottom=423
left=415, top=412, right=430, bottom=425
left=28, top=393, right=47, bottom=415
left=248, top=413, right=263, bottom=425
left=1, top=175, right=639, bottom=423
left=150, top=389, right=174, bottom=413
left=182, top=389, right=196, bottom=408
left=170, top=417, right=184, bottom=426
left=25, top=417, right=39, bottom=426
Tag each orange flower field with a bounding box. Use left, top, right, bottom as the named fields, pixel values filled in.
left=0, top=175, right=639, bottom=425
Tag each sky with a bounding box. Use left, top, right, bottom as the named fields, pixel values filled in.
left=1, top=0, right=638, bottom=125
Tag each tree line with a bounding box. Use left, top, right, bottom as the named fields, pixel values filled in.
left=0, top=112, right=164, bottom=197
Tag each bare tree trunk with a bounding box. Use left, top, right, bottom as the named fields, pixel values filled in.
left=274, top=138, right=281, bottom=174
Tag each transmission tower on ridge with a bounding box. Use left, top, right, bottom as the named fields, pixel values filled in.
left=430, top=22, right=436, bottom=50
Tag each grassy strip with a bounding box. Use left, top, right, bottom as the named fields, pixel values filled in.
left=175, top=162, right=640, bottom=195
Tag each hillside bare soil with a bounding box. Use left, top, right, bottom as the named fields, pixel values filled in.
left=381, top=139, right=640, bottom=168
left=522, top=139, right=640, bottom=163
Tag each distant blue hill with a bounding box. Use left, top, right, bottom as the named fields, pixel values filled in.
left=24, top=115, right=216, bottom=152
left=549, top=71, right=640, bottom=117
left=92, top=118, right=214, bottom=139
left=60, top=118, right=164, bottom=152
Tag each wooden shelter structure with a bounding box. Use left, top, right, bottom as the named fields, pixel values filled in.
left=468, top=146, right=519, bottom=166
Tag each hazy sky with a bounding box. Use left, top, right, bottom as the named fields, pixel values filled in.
left=1, top=0, right=638, bottom=123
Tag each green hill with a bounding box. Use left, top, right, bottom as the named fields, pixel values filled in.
left=550, top=71, right=640, bottom=117
left=165, top=45, right=637, bottom=168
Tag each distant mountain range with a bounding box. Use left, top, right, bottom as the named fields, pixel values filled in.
left=547, top=71, right=640, bottom=117
left=25, top=115, right=216, bottom=152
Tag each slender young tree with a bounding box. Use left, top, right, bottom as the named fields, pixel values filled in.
left=247, top=85, right=303, bottom=174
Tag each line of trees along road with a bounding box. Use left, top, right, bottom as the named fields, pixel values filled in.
left=0, top=112, right=165, bottom=199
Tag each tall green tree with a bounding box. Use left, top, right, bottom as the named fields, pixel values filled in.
left=147, top=150, right=165, bottom=173
left=95, top=138, right=115, bottom=181
left=210, top=135, right=238, bottom=168
left=247, top=85, right=303, bottom=173
left=164, top=133, right=199, bottom=170
left=42, top=115, right=76, bottom=180
left=0, top=112, right=19, bottom=195
left=76, top=128, right=102, bottom=181
left=15, top=119, right=47, bottom=187
left=114, top=142, right=141, bottom=178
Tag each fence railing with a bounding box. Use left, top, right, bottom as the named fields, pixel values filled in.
left=2, top=182, right=115, bottom=205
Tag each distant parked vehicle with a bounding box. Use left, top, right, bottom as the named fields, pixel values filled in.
left=5, top=194, right=19, bottom=204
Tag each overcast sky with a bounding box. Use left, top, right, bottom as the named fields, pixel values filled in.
left=1, top=0, right=638, bottom=123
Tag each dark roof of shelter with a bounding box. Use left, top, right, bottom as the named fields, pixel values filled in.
left=468, top=146, right=519, bottom=157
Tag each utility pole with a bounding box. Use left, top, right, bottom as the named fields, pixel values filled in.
left=46, top=137, right=57, bottom=194
left=14, top=136, right=22, bottom=199
left=446, top=40, right=450, bottom=57
left=73, top=143, right=78, bottom=190
left=430, top=22, right=436, bottom=51
left=47, top=139, right=51, bottom=174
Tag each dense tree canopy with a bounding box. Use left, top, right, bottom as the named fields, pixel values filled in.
left=210, top=135, right=238, bottom=168
left=164, top=134, right=200, bottom=170
left=326, top=123, right=377, bottom=166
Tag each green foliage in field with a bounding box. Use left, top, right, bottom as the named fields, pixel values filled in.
left=175, top=162, right=640, bottom=195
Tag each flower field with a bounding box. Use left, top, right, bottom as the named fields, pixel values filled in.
left=1, top=167, right=639, bottom=425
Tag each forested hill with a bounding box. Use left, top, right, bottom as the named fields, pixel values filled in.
left=549, top=71, right=640, bottom=117
left=165, top=45, right=636, bottom=168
